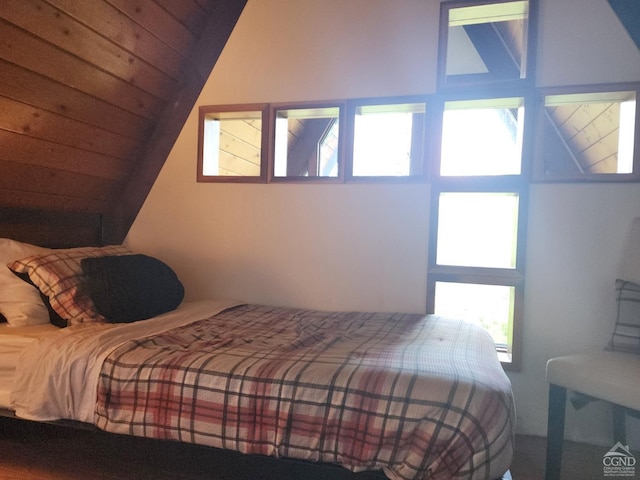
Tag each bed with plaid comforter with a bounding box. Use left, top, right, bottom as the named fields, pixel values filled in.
left=93, top=304, right=514, bottom=480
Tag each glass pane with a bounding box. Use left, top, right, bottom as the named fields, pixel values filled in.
left=539, top=91, right=636, bottom=177
left=352, top=102, right=425, bottom=177
left=274, top=106, right=340, bottom=178
left=441, top=97, right=524, bottom=176
left=201, top=110, right=263, bottom=177
left=434, top=281, right=514, bottom=354
left=436, top=192, right=519, bottom=268
left=442, top=0, right=529, bottom=86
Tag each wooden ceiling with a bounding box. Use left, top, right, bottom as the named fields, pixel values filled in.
left=0, top=0, right=247, bottom=244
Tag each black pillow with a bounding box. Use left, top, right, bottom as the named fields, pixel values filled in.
left=81, top=254, right=184, bottom=324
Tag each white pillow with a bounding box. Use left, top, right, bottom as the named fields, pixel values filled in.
left=0, top=239, right=52, bottom=327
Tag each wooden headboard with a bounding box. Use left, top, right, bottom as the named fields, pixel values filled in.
left=0, top=208, right=104, bottom=248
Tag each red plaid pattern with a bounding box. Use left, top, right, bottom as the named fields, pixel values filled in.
left=8, top=245, right=130, bottom=325
left=95, top=305, right=514, bottom=480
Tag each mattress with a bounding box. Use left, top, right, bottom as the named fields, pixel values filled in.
left=0, top=323, right=60, bottom=408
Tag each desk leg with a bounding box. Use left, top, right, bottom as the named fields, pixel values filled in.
left=545, top=384, right=566, bottom=480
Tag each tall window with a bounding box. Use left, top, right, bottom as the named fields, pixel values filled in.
left=427, top=95, right=529, bottom=368
left=431, top=0, right=536, bottom=369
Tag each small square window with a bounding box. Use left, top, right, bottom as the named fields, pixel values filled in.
left=439, top=0, right=532, bottom=88
left=272, top=105, right=342, bottom=179
left=534, top=89, right=638, bottom=180
left=441, top=97, right=525, bottom=176
left=350, top=101, right=426, bottom=178
left=436, top=192, right=519, bottom=269
left=434, top=281, right=515, bottom=362
left=198, top=105, right=268, bottom=182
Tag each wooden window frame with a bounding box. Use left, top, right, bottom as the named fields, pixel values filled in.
left=437, top=0, right=539, bottom=90
left=198, top=96, right=432, bottom=185
left=267, top=100, right=346, bottom=184
left=531, top=82, right=640, bottom=183
left=426, top=90, right=533, bottom=370
left=343, top=95, right=430, bottom=183
left=426, top=185, right=529, bottom=371
left=197, top=103, right=269, bottom=183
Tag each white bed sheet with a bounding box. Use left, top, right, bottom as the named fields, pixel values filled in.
left=11, top=299, right=240, bottom=423
left=0, top=323, right=61, bottom=408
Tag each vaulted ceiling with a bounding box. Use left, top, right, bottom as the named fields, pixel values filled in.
left=0, top=0, right=247, bottom=244
left=1, top=0, right=637, bottom=247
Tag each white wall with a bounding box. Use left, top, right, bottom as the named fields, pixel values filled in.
left=126, top=0, right=640, bottom=445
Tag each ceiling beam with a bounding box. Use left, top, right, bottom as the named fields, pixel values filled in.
left=463, top=23, right=520, bottom=78
left=607, top=0, right=640, bottom=50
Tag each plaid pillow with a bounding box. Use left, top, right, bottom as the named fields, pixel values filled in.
left=609, top=279, right=640, bottom=354
left=8, top=245, right=131, bottom=326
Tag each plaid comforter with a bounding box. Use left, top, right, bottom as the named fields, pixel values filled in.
left=95, top=304, right=514, bottom=480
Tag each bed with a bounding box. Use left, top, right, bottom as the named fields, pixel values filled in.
left=0, top=209, right=515, bottom=480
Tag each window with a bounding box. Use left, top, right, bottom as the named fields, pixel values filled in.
left=436, top=192, right=520, bottom=269
left=192, top=0, right=640, bottom=371
left=198, top=97, right=429, bottom=184
left=433, top=282, right=515, bottom=361
left=197, top=104, right=269, bottom=182
left=438, top=0, right=535, bottom=88
left=532, top=85, right=639, bottom=181
left=427, top=94, right=529, bottom=368
left=441, top=97, right=525, bottom=176
left=346, top=98, right=428, bottom=180
left=430, top=0, right=535, bottom=369
left=270, top=103, right=344, bottom=182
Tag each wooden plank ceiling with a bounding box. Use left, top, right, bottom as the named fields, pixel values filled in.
left=0, top=0, right=247, bottom=244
